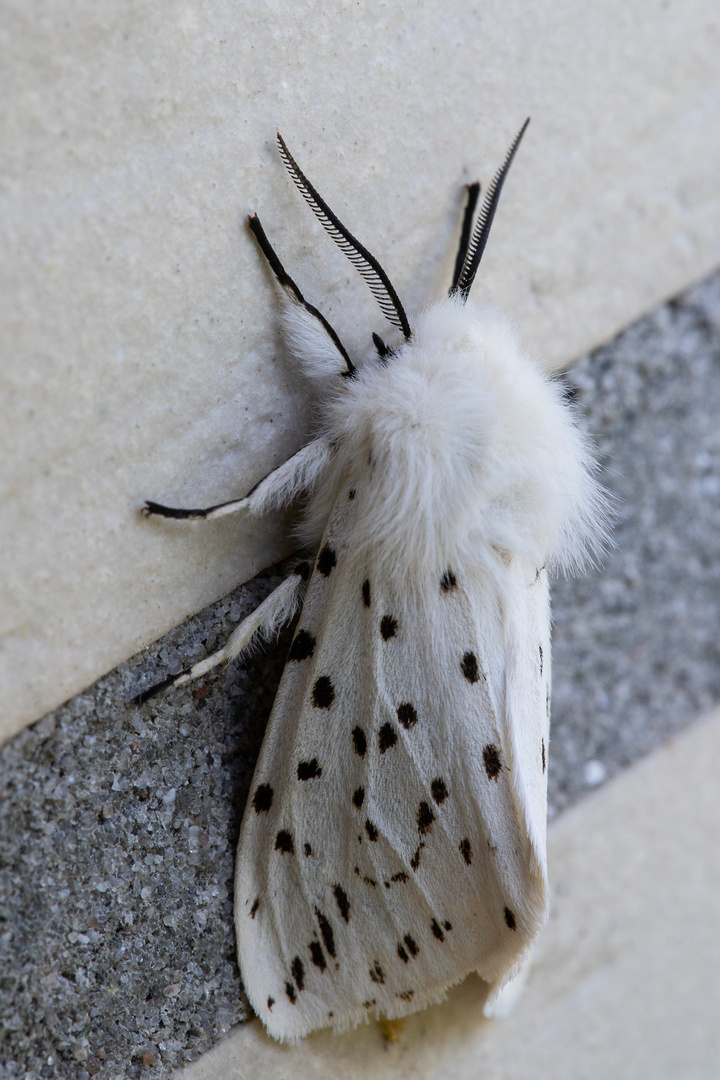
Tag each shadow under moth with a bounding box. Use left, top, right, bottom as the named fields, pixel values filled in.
left=135, top=122, right=609, bottom=1042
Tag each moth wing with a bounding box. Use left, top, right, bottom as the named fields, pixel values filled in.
left=483, top=560, right=551, bottom=1010
left=503, top=563, right=551, bottom=879
left=236, top=503, right=549, bottom=1041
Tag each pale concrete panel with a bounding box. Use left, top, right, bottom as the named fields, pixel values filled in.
left=3, top=0, right=720, bottom=740
left=175, top=708, right=720, bottom=1079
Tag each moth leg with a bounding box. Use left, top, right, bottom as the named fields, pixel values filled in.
left=131, top=567, right=308, bottom=705
left=141, top=437, right=332, bottom=521
left=449, top=181, right=480, bottom=295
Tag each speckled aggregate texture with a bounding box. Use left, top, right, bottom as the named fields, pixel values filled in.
left=0, top=571, right=292, bottom=1080
left=1, top=270, right=719, bottom=1079
left=550, top=269, right=720, bottom=813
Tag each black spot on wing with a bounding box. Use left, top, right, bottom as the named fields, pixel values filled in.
left=365, top=819, right=379, bottom=842
left=378, top=723, right=397, bottom=752
left=285, top=982, right=296, bottom=1003
left=352, top=726, right=367, bottom=757
left=304, top=842, right=313, bottom=857
left=410, top=844, right=423, bottom=871
left=363, top=999, right=376, bottom=1009
left=417, top=801, right=435, bottom=834
left=333, top=885, right=350, bottom=922
left=249, top=897, right=260, bottom=919
left=440, top=568, right=457, bottom=592
left=461, top=651, right=481, bottom=683
left=391, top=871, right=409, bottom=884
left=459, top=837, right=472, bottom=865
left=396, top=702, right=418, bottom=729
left=312, top=676, right=335, bottom=708
left=397, top=990, right=414, bottom=1001
left=267, top=996, right=275, bottom=1010
left=539, top=644, right=544, bottom=675
left=431, top=778, right=448, bottom=804
left=504, top=907, right=517, bottom=931
left=352, top=786, right=365, bottom=808
left=297, top=758, right=322, bottom=780
left=541, top=738, right=546, bottom=773
left=275, top=830, right=294, bottom=854
left=430, top=919, right=445, bottom=942
left=317, top=544, right=337, bottom=577
left=315, top=908, right=336, bottom=958
left=369, top=961, right=385, bottom=985
left=362, top=579, right=371, bottom=607
left=252, top=784, right=273, bottom=813
left=291, top=956, right=305, bottom=991
left=380, top=615, right=398, bottom=640
left=404, top=934, right=419, bottom=957
left=348, top=488, right=356, bottom=500
left=288, top=629, right=315, bottom=661
left=483, top=744, right=502, bottom=780
left=309, top=940, right=327, bottom=970
left=443, top=920, right=452, bottom=931
left=397, top=944, right=409, bottom=963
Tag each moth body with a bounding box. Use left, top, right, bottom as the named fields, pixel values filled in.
left=136, top=125, right=610, bottom=1043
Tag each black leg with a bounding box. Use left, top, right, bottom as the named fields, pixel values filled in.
left=141, top=438, right=329, bottom=522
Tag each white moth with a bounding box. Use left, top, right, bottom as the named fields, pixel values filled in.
left=136, top=123, right=610, bottom=1042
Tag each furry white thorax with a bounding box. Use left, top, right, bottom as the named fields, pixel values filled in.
left=297, top=298, right=609, bottom=578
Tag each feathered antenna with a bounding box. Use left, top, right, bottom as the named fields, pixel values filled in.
left=247, top=213, right=355, bottom=376
left=277, top=133, right=412, bottom=340
left=450, top=181, right=481, bottom=293
left=451, top=118, right=530, bottom=301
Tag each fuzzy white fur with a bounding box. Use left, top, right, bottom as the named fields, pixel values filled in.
left=296, top=298, right=609, bottom=577
left=280, top=302, right=349, bottom=379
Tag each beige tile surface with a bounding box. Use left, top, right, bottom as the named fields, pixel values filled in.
left=3, top=0, right=720, bottom=741
left=175, top=709, right=720, bottom=1079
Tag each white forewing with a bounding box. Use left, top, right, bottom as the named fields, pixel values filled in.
left=503, top=562, right=551, bottom=877
left=235, top=480, right=552, bottom=1042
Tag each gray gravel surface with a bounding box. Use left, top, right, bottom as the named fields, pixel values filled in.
left=550, top=271, right=720, bottom=811
left=1, top=269, right=719, bottom=1079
